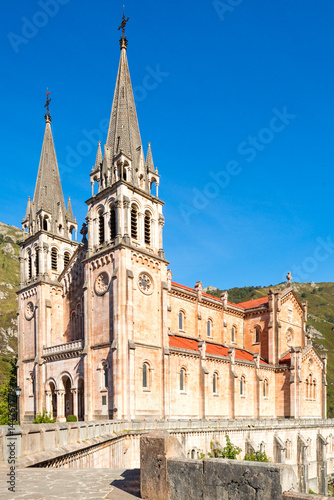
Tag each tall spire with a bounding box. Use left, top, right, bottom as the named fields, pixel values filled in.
left=145, top=142, right=155, bottom=172
left=105, top=13, right=144, bottom=173
left=23, top=93, right=75, bottom=239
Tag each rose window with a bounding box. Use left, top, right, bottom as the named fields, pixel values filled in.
left=95, top=272, right=110, bottom=296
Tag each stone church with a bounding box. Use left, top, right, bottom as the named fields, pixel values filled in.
left=17, top=25, right=327, bottom=423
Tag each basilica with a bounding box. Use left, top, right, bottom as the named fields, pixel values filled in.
left=17, top=22, right=327, bottom=423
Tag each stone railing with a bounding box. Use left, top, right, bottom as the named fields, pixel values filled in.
left=43, top=339, right=84, bottom=356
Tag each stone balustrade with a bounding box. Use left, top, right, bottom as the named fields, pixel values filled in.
left=43, top=339, right=84, bottom=356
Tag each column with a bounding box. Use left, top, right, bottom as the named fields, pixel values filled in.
left=56, top=390, right=65, bottom=422
left=138, top=212, right=143, bottom=246
left=45, top=391, right=52, bottom=416
left=158, top=215, right=165, bottom=258
left=71, top=389, right=79, bottom=420
left=104, top=210, right=109, bottom=243
left=123, top=198, right=130, bottom=242
left=86, top=214, right=93, bottom=254
left=115, top=199, right=122, bottom=240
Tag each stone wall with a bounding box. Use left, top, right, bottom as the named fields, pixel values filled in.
left=140, top=431, right=332, bottom=500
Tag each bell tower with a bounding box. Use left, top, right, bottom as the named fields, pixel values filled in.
left=17, top=94, right=78, bottom=421
left=83, top=14, right=169, bottom=420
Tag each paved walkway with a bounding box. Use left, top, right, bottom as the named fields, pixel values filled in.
left=0, top=468, right=140, bottom=500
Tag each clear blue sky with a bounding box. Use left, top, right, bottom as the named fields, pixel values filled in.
left=1, top=0, right=334, bottom=289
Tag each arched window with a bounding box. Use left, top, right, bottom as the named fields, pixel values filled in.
left=64, top=251, right=70, bottom=268
left=213, top=372, right=218, bottom=394
left=28, top=251, right=32, bottom=279
left=285, top=440, right=291, bottom=460
left=122, top=165, right=127, bottom=181
left=305, top=377, right=309, bottom=399
left=312, top=379, right=316, bottom=401
left=207, top=319, right=212, bottom=337
left=51, top=248, right=58, bottom=271
left=191, top=449, right=196, bottom=459
left=43, top=217, right=48, bottom=231
left=240, top=376, right=246, bottom=396
left=104, top=364, right=108, bottom=388
left=231, top=326, right=236, bottom=343
left=131, top=205, right=138, bottom=240
left=144, top=210, right=151, bottom=245
left=71, top=311, right=76, bottom=340
left=179, top=311, right=185, bottom=331
left=255, top=326, right=261, bottom=344
left=35, top=249, right=39, bottom=276
left=98, top=210, right=105, bottom=245
left=180, top=368, right=186, bottom=392
left=143, top=362, right=149, bottom=389
left=263, top=379, right=268, bottom=398
left=110, top=206, right=116, bottom=240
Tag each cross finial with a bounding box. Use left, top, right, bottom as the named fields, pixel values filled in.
left=44, top=90, right=51, bottom=123
left=118, top=8, right=130, bottom=50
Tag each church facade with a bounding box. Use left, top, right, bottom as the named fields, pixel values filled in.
left=17, top=28, right=327, bottom=423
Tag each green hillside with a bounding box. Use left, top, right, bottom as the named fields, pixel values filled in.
left=0, top=223, right=23, bottom=389
left=206, top=282, right=334, bottom=416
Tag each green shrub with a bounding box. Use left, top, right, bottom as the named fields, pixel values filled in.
left=66, top=415, right=77, bottom=422
left=244, top=450, right=270, bottom=462
left=33, top=410, right=55, bottom=424
left=208, top=434, right=241, bottom=460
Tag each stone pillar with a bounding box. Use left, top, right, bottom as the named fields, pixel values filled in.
left=115, top=199, right=122, bottom=240
left=321, top=354, right=328, bottom=419
left=71, top=389, right=79, bottom=420
left=140, top=431, right=185, bottom=500
left=317, top=434, right=328, bottom=496
left=86, top=214, right=93, bottom=255
left=228, top=348, right=237, bottom=419
left=104, top=210, right=109, bottom=243
left=45, top=390, right=52, bottom=416
left=123, top=198, right=130, bottom=243
left=253, top=353, right=262, bottom=419
left=138, top=212, right=143, bottom=246
left=56, top=390, right=66, bottom=422
left=158, top=215, right=165, bottom=258
left=297, top=434, right=309, bottom=493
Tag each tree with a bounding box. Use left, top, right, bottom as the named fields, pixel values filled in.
left=208, top=434, right=242, bottom=459
left=244, top=450, right=270, bottom=462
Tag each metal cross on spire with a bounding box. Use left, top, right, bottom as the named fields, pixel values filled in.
left=118, top=8, right=130, bottom=50
left=44, top=90, right=51, bottom=123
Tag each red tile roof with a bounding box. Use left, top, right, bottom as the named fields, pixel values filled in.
left=236, top=296, right=269, bottom=309
left=171, top=281, right=268, bottom=310
left=169, top=335, right=268, bottom=364
left=279, top=353, right=291, bottom=365
left=171, top=281, right=195, bottom=292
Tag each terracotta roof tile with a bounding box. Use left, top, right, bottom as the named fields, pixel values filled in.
left=279, top=353, right=291, bottom=365
left=169, top=335, right=268, bottom=365
left=236, top=296, right=269, bottom=309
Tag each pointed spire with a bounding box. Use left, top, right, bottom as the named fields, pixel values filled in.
left=31, top=96, right=70, bottom=237
left=145, top=142, right=155, bottom=172
left=106, top=18, right=143, bottom=167
left=95, top=141, right=102, bottom=170
left=25, top=197, right=31, bottom=221
left=66, top=197, right=74, bottom=222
